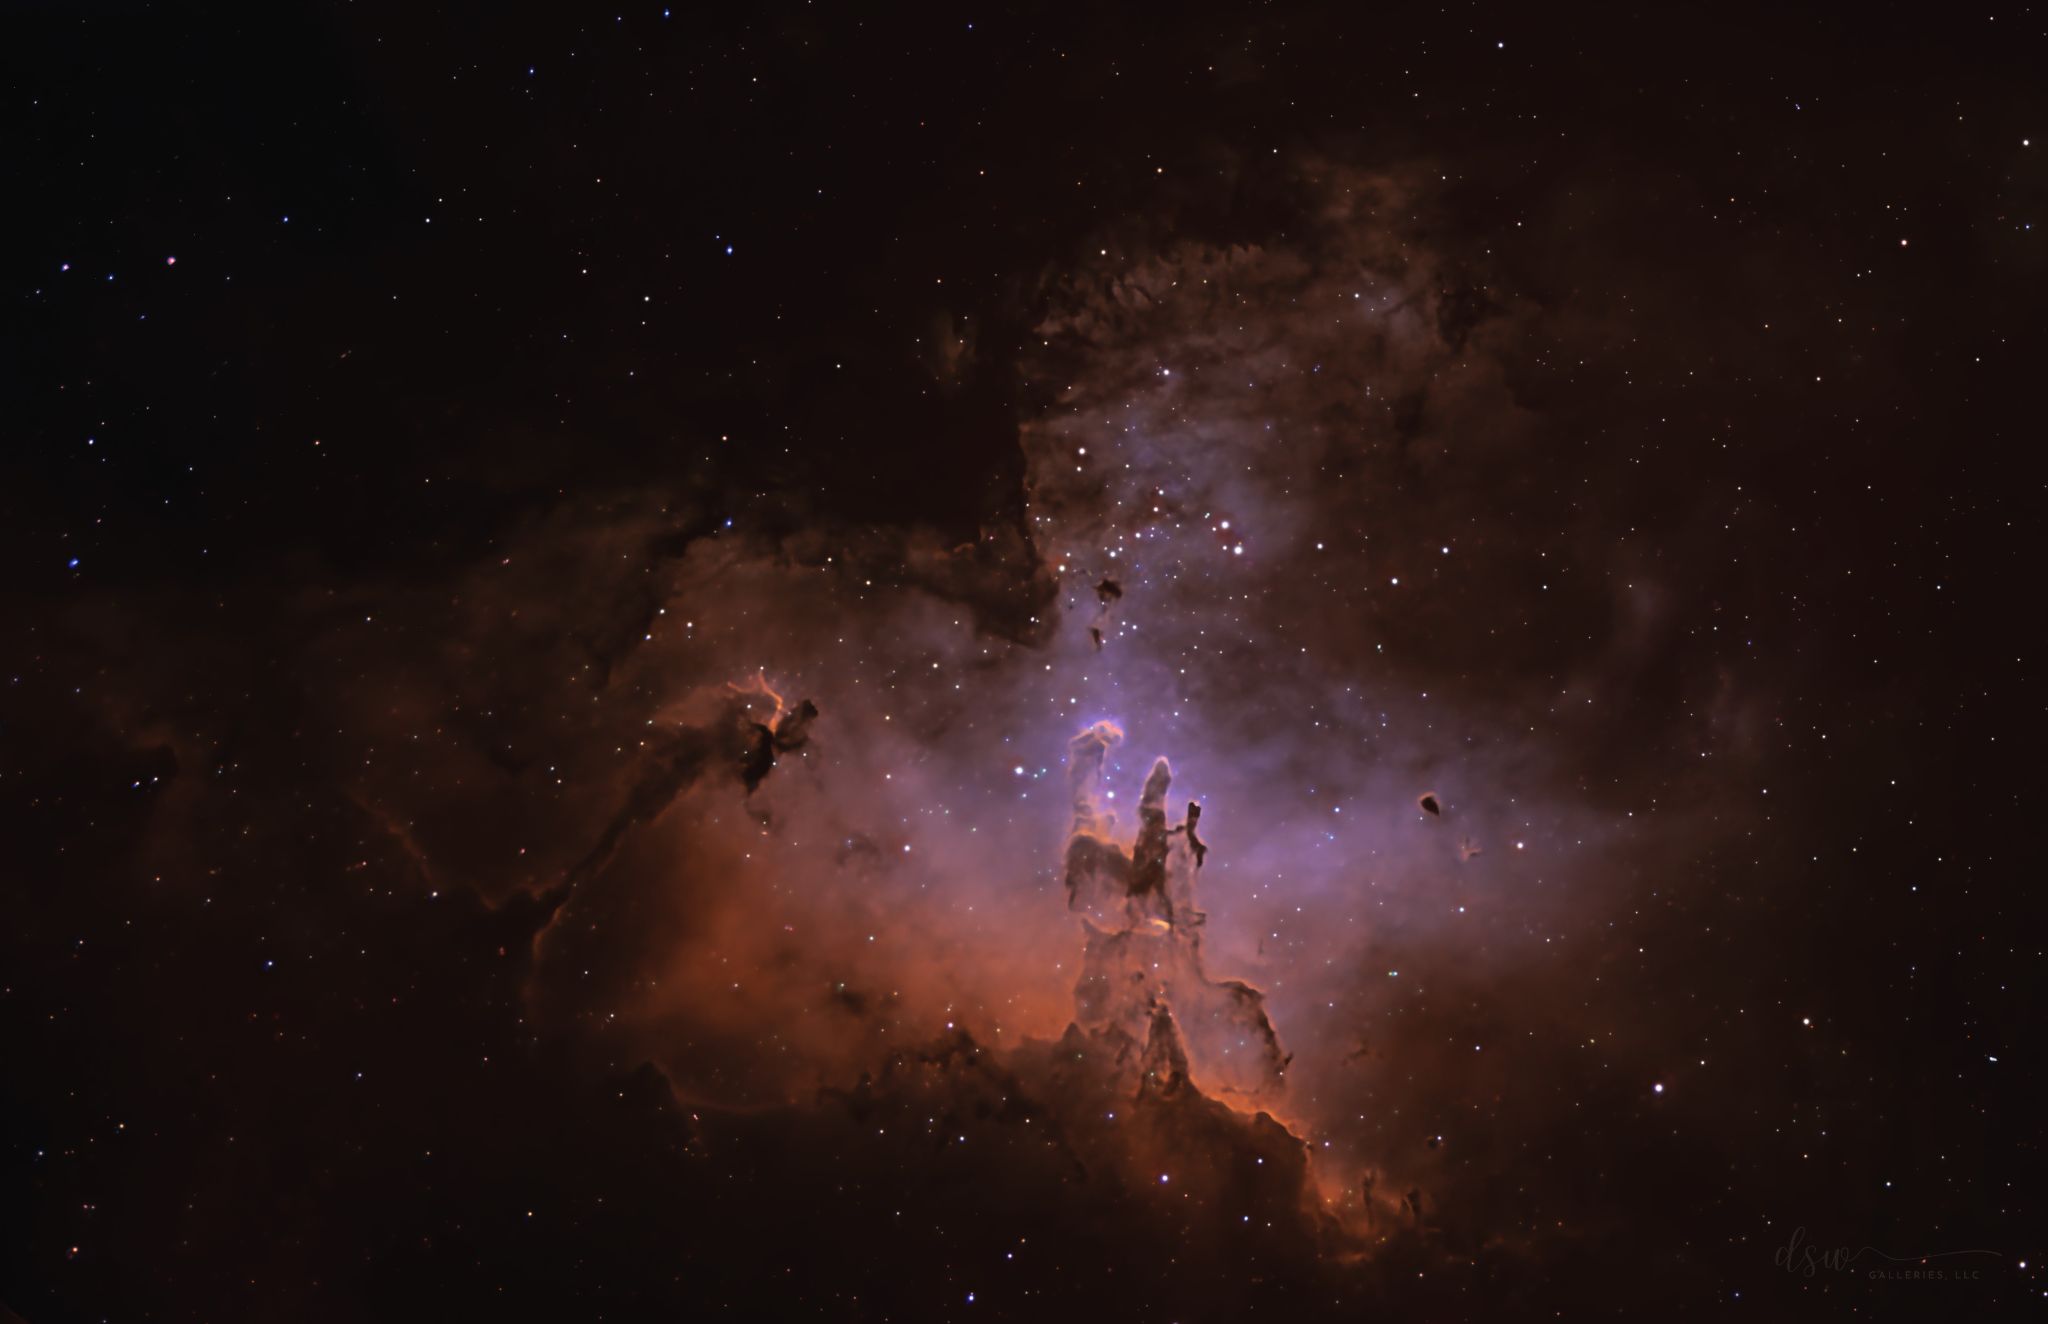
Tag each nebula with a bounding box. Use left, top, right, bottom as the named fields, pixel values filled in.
left=375, top=168, right=1678, bottom=1259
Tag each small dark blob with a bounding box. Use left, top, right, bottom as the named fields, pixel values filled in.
left=1094, top=577, right=1123, bottom=602
left=1417, top=792, right=1441, bottom=816
left=1089, top=626, right=1104, bottom=650
left=1427, top=1134, right=1441, bottom=1150
left=741, top=698, right=819, bottom=792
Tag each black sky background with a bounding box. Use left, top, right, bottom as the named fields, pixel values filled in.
left=4, top=2, right=2046, bottom=1320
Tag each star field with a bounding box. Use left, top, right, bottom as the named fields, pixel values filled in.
left=3, top=2, right=2045, bottom=1320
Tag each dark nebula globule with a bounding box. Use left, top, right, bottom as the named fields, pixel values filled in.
left=3, top=3, right=2045, bottom=1321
